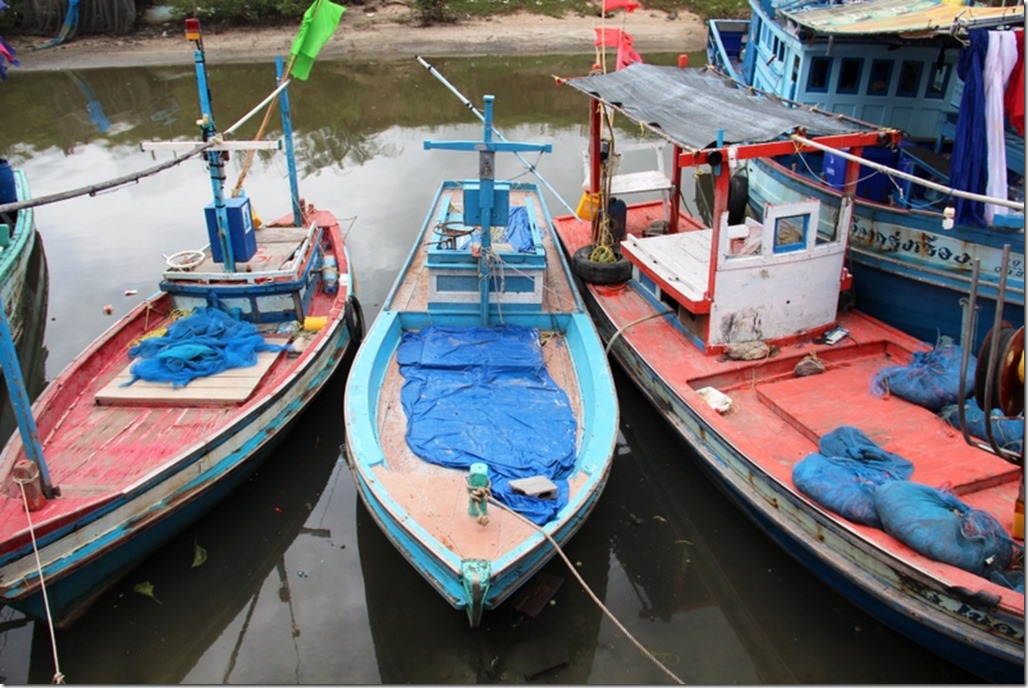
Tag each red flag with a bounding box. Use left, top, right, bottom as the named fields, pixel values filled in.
left=594, top=27, right=623, bottom=48
left=616, top=31, right=643, bottom=70
left=604, top=0, right=642, bottom=12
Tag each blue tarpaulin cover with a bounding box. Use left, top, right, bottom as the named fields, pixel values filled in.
left=398, top=324, right=576, bottom=525
left=123, top=306, right=287, bottom=387
left=875, top=480, right=1023, bottom=589
left=792, top=426, right=915, bottom=527
left=457, top=205, right=535, bottom=252
left=870, top=342, right=976, bottom=412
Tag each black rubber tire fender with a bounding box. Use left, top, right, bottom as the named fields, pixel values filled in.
left=345, top=294, right=366, bottom=346
left=572, top=245, right=632, bottom=285
left=728, top=173, right=749, bottom=226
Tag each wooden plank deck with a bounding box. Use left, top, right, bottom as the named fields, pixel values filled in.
left=622, top=229, right=711, bottom=303
left=94, top=346, right=285, bottom=406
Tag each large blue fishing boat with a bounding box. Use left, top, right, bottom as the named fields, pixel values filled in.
left=706, top=0, right=1024, bottom=351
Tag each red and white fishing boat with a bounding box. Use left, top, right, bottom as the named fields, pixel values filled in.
left=0, top=21, right=362, bottom=629
left=552, top=63, right=1024, bottom=682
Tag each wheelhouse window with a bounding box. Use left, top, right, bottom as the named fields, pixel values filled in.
left=926, top=63, right=950, bottom=98
left=838, top=58, right=862, bottom=94
left=867, top=60, right=892, bottom=96
left=897, top=61, right=923, bottom=97
left=773, top=213, right=808, bottom=254
left=808, top=57, right=832, bottom=92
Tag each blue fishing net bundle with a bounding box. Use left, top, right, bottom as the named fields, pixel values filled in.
left=795, top=426, right=1024, bottom=591
left=792, top=426, right=915, bottom=528
left=123, top=306, right=287, bottom=387
left=874, top=481, right=1024, bottom=591
left=870, top=341, right=976, bottom=412
left=939, top=399, right=1025, bottom=455
left=398, top=324, right=576, bottom=525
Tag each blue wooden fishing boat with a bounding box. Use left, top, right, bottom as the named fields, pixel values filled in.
left=343, top=93, right=618, bottom=628
left=0, top=162, right=49, bottom=446
left=706, top=0, right=1024, bottom=351
left=0, top=18, right=361, bottom=629
left=552, top=63, right=1024, bottom=683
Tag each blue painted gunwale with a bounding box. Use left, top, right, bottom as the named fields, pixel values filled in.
left=0, top=171, right=41, bottom=346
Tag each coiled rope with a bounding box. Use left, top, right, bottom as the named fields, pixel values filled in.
left=468, top=483, right=492, bottom=526
left=13, top=463, right=65, bottom=684
left=489, top=497, right=685, bottom=684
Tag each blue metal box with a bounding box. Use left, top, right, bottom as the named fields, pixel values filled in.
left=204, top=197, right=257, bottom=263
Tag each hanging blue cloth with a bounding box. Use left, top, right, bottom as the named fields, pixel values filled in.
left=951, top=29, right=989, bottom=226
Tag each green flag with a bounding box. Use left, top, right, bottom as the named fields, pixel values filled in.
left=290, top=0, right=345, bottom=80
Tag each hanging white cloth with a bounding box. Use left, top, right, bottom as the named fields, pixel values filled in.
left=982, top=30, right=1017, bottom=224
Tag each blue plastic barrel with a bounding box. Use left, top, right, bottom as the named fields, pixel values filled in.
left=0, top=160, right=15, bottom=205
left=322, top=255, right=339, bottom=295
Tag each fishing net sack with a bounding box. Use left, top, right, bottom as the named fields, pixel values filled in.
left=792, top=426, right=914, bottom=528
left=870, top=342, right=976, bottom=412
left=874, top=480, right=1022, bottom=584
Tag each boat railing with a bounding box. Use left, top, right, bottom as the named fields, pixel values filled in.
left=581, top=139, right=673, bottom=219
left=705, top=18, right=748, bottom=79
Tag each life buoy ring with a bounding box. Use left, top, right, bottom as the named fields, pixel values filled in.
left=728, top=174, right=749, bottom=226
left=572, top=245, right=632, bottom=285
left=165, top=249, right=205, bottom=271
left=345, top=294, right=365, bottom=346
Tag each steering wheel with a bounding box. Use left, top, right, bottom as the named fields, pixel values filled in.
left=434, top=221, right=477, bottom=250
left=165, top=249, right=206, bottom=271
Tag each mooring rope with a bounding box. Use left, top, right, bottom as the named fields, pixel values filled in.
left=467, top=484, right=492, bottom=526
left=13, top=465, right=65, bottom=684
left=489, top=498, right=685, bottom=685
left=605, top=310, right=676, bottom=357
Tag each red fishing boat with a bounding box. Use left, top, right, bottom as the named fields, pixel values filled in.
left=0, top=20, right=362, bottom=629
left=552, top=63, right=1024, bottom=682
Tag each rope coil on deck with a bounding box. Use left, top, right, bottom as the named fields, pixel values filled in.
left=468, top=485, right=492, bottom=525
left=14, top=466, right=66, bottom=684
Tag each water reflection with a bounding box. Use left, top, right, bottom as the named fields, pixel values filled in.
left=26, top=364, right=352, bottom=684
